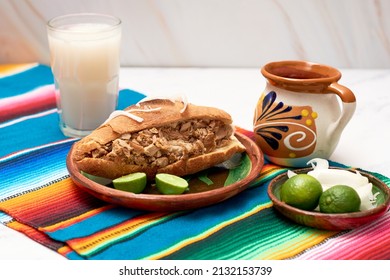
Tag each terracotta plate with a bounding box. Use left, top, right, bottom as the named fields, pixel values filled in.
left=66, top=132, right=264, bottom=212
left=268, top=167, right=390, bottom=231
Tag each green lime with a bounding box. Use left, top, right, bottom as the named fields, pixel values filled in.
left=280, top=174, right=323, bottom=211
left=319, top=185, right=361, bottom=213
left=155, top=173, right=189, bottom=195
left=112, top=172, right=147, bottom=194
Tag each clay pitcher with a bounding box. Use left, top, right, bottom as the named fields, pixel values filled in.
left=253, top=60, right=356, bottom=167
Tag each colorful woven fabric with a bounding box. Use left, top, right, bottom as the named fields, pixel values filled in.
left=1, top=64, right=390, bottom=260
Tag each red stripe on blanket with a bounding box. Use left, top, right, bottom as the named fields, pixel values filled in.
left=0, top=178, right=106, bottom=228
left=0, top=84, right=57, bottom=122
left=7, top=220, right=66, bottom=252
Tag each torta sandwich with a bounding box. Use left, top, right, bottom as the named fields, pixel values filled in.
left=71, top=98, right=246, bottom=179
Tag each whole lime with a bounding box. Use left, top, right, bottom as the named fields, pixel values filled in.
left=319, top=185, right=361, bottom=213
left=280, top=174, right=323, bottom=211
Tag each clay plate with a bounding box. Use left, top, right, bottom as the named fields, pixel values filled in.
left=66, top=132, right=264, bottom=212
left=268, top=167, right=390, bottom=231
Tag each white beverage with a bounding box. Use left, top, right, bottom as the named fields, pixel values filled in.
left=47, top=14, right=121, bottom=137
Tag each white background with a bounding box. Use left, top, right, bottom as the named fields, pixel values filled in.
left=1, top=0, right=390, bottom=68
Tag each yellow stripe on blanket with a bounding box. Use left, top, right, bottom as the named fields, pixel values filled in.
left=0, top=63, right=38, bottom=77
left=255, top=230, right=338, bottom=260
left=67, top=212, right=177, bottom=256
left=147, top=202, right=274, bottom=260
left=40, top=205, right=116, bottom=232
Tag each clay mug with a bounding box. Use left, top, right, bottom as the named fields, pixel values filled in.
left=253, top=60, right=356, bottom=167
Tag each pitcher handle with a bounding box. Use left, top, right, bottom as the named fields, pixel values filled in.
left=327, top=82, right=356, bottom=103
left=327, top=82, right=356, bottom=132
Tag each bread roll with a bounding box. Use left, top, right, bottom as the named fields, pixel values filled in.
left=71, top=99, right=246, bottom=179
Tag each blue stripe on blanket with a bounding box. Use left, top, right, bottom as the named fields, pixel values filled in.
left=0, top=65, right=53, bottom=98
left=0, top=140, right=74, bottom=200
left=86, top=185, right=271, bottom=259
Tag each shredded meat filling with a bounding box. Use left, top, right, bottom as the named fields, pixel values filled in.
left=88, top=119, right=233, bottom=168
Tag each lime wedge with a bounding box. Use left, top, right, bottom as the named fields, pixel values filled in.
left=155, top=173, right=189, bottom=195
left=113, top=172, right=147, bottom=194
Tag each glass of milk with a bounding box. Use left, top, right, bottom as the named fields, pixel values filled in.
left=47, top=13, right=121, bottom=138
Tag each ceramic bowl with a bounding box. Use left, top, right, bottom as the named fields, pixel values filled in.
left=268, top=167, right=390, bottom=231
left=67, top=132, right=264, bottom=212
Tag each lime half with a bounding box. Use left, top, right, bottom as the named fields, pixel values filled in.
left=155, top=173, right=189, bottom=195
left=113, top=172, right=147, bottom=194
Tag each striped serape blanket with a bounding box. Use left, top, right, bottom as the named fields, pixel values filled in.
left=1, top=64, right=390, bottom=260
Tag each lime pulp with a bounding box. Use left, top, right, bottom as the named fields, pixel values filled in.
left=112, top=172, right=147, bottom=194
left=155, top=173, right=189, bottom=195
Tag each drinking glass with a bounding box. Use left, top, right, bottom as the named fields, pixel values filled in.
left=47, top=13, right=121, bottom=137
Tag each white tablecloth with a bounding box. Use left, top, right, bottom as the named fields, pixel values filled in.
left=1, top=67, right=389, bottom=260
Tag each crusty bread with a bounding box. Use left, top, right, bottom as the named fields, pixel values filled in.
left=71, top=99, right=246, bottom=179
